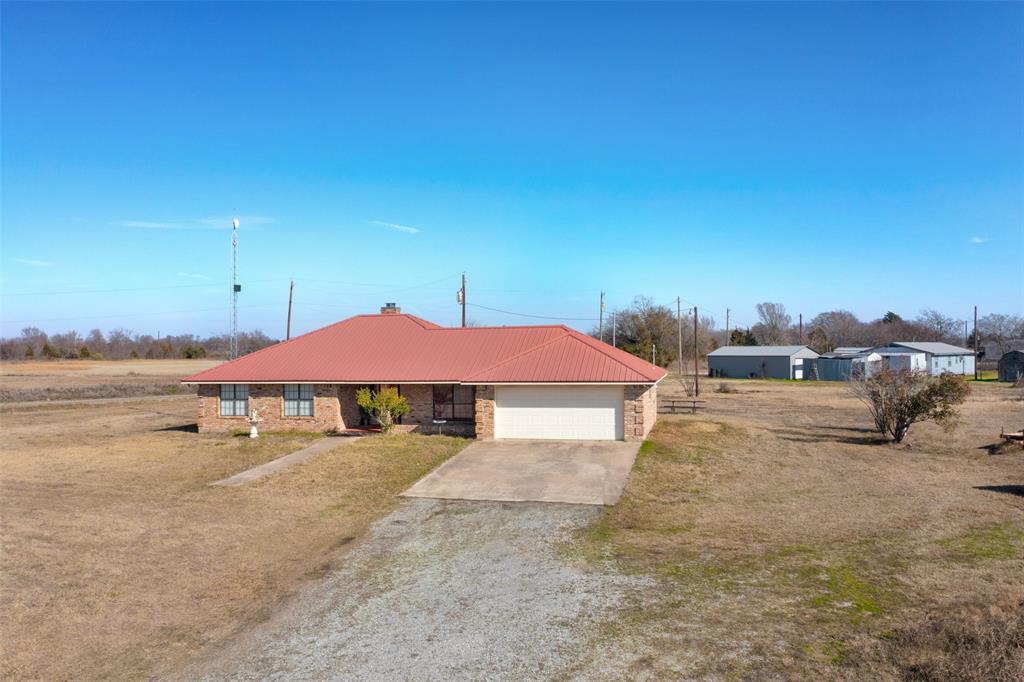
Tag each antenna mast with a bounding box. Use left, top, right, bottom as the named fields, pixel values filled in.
left=231, top=216, right=240, bottom=359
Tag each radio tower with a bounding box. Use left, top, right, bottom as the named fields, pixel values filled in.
left=230, top=216, right=240, bottom=359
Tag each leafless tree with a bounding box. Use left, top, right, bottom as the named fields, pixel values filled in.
left=978, top=313, right=1024, bottom=355
left=752, top=302, right=792, bottom=345
left=915, top=309, right=961, bottom=343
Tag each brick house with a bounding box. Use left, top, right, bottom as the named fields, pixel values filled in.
left=184, top=307, right=665, bottom=441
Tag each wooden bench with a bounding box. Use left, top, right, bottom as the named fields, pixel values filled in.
left=1000, top=427, right=1024, bottom=449
left=658, top=398, right=707, bottom=415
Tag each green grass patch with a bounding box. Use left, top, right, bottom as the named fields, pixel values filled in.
left=938, top=523, right=1024, bottom=562
left=806, top=563, right=884, bottom=619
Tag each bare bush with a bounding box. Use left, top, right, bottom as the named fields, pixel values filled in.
left=841, top=599, right=1024, bottom=681
left=714, top=382, right=736, bottom=394
left=849, top=369, right=970, bottom=443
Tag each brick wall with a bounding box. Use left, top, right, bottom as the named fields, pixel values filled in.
left=474, top=385, right=495, bottom=439
left=623, top=383, right=658, bottom=441
left=195, top=382, right=656, bottom=440
left=197, top=383, right=342, bottom=433
left=197, top=383, right=479, bottom=436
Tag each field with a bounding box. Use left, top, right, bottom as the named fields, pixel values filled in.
left=570, top=375, right=1024, bottom=679
left=1, top=361, right=1021, bottom=679
left=0, top=361, right=467, bottom=679
left=0, top=359, right=219, bottom=402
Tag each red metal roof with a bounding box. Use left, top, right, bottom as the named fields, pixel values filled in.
left=182, top=313, right=666, bottom=385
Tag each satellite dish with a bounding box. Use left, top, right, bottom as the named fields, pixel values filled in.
left=232, top=218, right=240, bottom=229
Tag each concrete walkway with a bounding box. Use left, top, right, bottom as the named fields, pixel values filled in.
left=211, top=436, right=361, bottom=487
left=402, top=440, right=641, bottom=505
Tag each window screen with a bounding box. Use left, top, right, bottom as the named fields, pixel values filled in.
left=284, top=384, right=315, bottom=417
left=220, top=384, right=249, bottom=417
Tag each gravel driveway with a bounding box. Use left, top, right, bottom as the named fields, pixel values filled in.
left=179, top=498, right=649, bottom=681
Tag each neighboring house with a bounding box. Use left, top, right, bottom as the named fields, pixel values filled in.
left=997, top=350, right=1024, bottom=383
left=182, top=307, right=666, bottom=441
left=813, top=350, right=882, bottom=381
left=876, top=341, right=976, bottom=376
left=707, top=345, right=819, bottom=379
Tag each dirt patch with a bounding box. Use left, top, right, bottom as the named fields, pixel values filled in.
left=0, top=394, right=467, bottom=680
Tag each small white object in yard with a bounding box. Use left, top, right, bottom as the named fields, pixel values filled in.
left=247, top=409, right=265, bottom=439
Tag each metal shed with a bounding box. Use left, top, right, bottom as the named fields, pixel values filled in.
left=708, top=345, right=819, bottom=379
left=813, top=350, right=882, bottom=381
left=997, top=350, right=1024, bottom=383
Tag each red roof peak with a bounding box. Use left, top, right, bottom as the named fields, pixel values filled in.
left=182, top=313, right=665, bottom=384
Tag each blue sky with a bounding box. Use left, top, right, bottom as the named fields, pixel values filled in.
left=2, top=2, right=1022, bottom=338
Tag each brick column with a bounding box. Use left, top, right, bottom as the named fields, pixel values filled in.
left=474, top=385, right=495, bottom=439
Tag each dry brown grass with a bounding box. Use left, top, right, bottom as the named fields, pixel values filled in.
left=842, top=597, right=1024, bottom=681
left=574, top=378, right=1024, bottom=679
left=0, top=393, right=467, bottom=680
left=0, top=359, right=218, bottom=402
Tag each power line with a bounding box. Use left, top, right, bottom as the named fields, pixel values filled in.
left=0, top=302, right=283, bottom=325
left=0, top=272, right=461, bottom=298
left=467, top=302, right=599, bottom=322
left=0, top=278, right=291, bottom=297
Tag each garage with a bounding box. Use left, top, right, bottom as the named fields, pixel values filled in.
left=494, top=385, right=624, bottom=440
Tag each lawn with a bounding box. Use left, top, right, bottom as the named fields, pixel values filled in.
left=570, top=379, right=1024, bottom=680
left=0, top=393, right=467, bottom=680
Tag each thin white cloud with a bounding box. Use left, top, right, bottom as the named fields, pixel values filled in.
left=968, top=236, right=986, bottom=244
left=13, top=258, right=55, bottom=268
left=116, top=216, right=274, bottom=231
left=199, top=215, right=275, bottom=228
left=177, top=272, right=213, bottom=281
left=117, top=220, right=190, bottom=230
left=371, top=220, right=420, bottom=234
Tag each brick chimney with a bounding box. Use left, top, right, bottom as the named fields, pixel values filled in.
left=380, top=302, right=401, bottom=315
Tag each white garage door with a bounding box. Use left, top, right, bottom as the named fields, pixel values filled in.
left=494, top=385, right=624, bottom=441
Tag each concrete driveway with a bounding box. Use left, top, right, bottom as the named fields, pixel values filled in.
left=401, top=440, right=641, bottom=506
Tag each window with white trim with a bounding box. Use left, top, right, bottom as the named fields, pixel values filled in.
left=284, top=384, right=315, bottom=417
left=220, top=384, right=249, bottom=416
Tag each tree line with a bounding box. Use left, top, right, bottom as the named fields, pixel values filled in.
left=0, top=327, right=278, bottom=361
left=593, top=298, right=1023, bottom=368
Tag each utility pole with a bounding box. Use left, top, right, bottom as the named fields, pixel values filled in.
left=973, top=305, right=979, bottom=380
left=459, top=273, right=467, bottom=328
left=725, top=308, right=730, bottom=346
left=230, top=217, right=240, bottom=360
left=677, top=297, right=683, bottom=379
left=611, top=312, right=616, bottom=347
left=693, top=306, right=700, bottom=396
left=286, top=280, right=294, bottom=341
left=599, top=291, right=605, bottom=342
left=652, top=344, right=656, bottom=365
left=799, top=313, right=803, bottom=344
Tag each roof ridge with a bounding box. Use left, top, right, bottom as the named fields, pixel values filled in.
left=182, top=317, right=353, bottom=381
left=427, top=324, right=569, bottom=331
left=562, top=327, right=664, bottom=375
left=463, top=328, right=665, bottom=383
left=462, top=329, right=573, bottom=380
